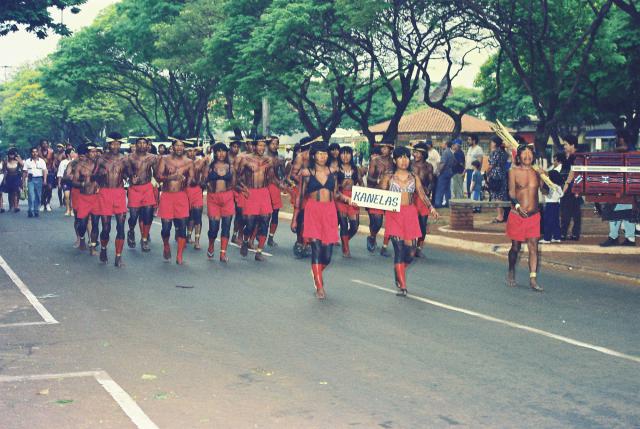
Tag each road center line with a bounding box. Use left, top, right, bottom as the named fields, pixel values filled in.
left=0, top=370, right=159, bottom=429
left=151, top=220, right=273, bottom=257
left=0, top=255, right=59, bottom=325
left=351, top=279, right=640, bottom=365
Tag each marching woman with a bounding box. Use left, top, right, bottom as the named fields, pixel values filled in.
left=206, top=143, right=236, bottom=262
left=379, top=146, right=439, bottom=296
left=291, top=141, right=354, bottom=299
left=335, top=146, right=363, bottom=257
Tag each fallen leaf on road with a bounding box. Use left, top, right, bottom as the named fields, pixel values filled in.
left=55, top=399, right=73, bottom=406
left=176, top=284, right=194, bottom=289
left=319, top=381, right=328, bottom=385
left=141, top=374, right=157, bottom=381
left=154, top=392, right=168, bottom=400
left=38, top=388, right=49, bottom=395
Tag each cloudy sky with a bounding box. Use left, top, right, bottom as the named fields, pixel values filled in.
left=0, top=0, right=488, bottom=88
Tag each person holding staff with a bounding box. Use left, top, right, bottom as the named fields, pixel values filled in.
left=379, top=147, right=439, bottom=296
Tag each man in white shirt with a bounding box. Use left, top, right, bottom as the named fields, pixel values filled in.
left=465, top=134, right=484, bottom=198
left=22, top=147, right=48, bottom=218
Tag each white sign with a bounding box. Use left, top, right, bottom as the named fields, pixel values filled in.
left=572, top=166, right=640, bottom=173
left=351, top=186, right=401, bottom=212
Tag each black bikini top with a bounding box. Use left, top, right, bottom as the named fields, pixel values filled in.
left=337, top=167, right=358, bottom=184
left=306, top=169, right=335, bottom=195
left=208, top=165, right=232, bottom=185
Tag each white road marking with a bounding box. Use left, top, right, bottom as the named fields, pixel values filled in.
left=351, top=279, right=640, bottom=365
left=0, top=321, right=54, bottom=328
left=152, top=220, right=273, bottom=257
left=0, top=255, right=59, bottom=325
left=0, top=370, right=159, bottom=429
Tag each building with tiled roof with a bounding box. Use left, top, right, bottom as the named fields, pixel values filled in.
left=369, top=107, right=497, bottom=147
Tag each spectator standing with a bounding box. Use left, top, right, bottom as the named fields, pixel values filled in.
left=470, top=160, right=483, bottom=212
left=540, top=170, right=564, bottom=243
left=425, top=140, right=440, bottom=201
left=3, top=148, right=24, bottom=212
left=600, top=131, right=636, bottom=247
left=486, top=136, right=509, bottom=222
left=434, top=141, right=455, bottom=208
left=560, top=135, right=582, bottom=240
left=465, top=134, right=484, bottom=197
left=450, top=139, right=465, bottom=199
left=23, top=146, right=48, bottom=218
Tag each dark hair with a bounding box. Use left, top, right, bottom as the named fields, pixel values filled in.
left=107, top=132, right=123, bottom=141
left=562, top=134, right=578, bottom=147
left=149, top=145, right=158, bottom=155
left=213, top=142, right=229, bottom=153
left=413, top=142, right=428, bottom=153
left=548, top=170, right=563, bottom=187
left=391, top=146, right=412, bottom=172
left=491, top=136, right=503, bottom=148
left=338, top=146, right=357, bottom=173
left=553, top=152, right=566, bottom=163
left=135, top=138, right=148, bottom=145
left=329, top=143, right=340, bottom=152
left=515, top=145, right=535, bottom=166
left=309, top=142, right=329, bottom=169
left=8, top=147, right=18, bottom=156
left=446, top=141, right=453, bottom=148
left=65, top=148, right=73, bottom=156
left=425, top=140, right=433, bottom=147
left=471, top=160, right=481, bottom=169
left=77, top=144, right=88, bottom=155
left=31, top=146, right=39, bottom=153
left=158, top=144, right=166, bottom=150
left=469, top=134, right=479, bottom=144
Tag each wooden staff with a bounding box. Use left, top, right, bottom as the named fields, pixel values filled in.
left=491, top=120, right=555, bottom=188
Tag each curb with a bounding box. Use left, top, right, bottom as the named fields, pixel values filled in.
left=278, top=211, right=640, bottom=284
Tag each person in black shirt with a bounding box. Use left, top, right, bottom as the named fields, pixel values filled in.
left=560, top=135, right=581, bottom=240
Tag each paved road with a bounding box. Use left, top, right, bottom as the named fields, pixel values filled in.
left=0, top=209, right=639, bottom=428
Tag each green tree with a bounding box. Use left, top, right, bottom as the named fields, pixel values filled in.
left=1, top=0, right=85, bottom=38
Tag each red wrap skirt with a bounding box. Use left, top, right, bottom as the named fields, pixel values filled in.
left=127, top=182, right=156, bottom=208
left=207, top=190, right=235, bottom=218
left=158, top=191, right=189, bottom=220
left=385, top=204, right=422, bottom=240
left=506, top=211, right=541, bottom=242
left=96, top=188, right=127, bottom=216
left=414, top=196, right=431, bottom=216
left=76, top=193, right=99, bottom=219
left=303, top=199, right=339, bottom=245
left=71, top=188, right=81, bottom=211
left=186, top=185, right=203, bottom=209
left=336, top=189, right=359, bottom=217
left=268, top=183, right=283, bottom=210
left=244, top=187, right=272, bottom=216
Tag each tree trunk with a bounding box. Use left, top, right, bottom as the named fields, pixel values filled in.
left=534, top=121, right=549, bottom=155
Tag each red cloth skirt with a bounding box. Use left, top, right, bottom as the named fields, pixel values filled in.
left=96, top=188, right=127, bottom=216
left=186, top=186, right=203, bottom=209
left=207, top=190, right=235, bottom=218
left=367, top=207, right=385, bottom=216
left=385, top=204, right=422, bottom=240
left=158, top=191, right=189, bottom=220
left=303, top=199, right=339, bottom=245
left=244, top=187, right=272, bottom=216
left=414, top=195, right=431, bottom=216
left=268, top=183, right=283, bottom=210
left=127, top=182, right=156, bottom=208
left=506, top=211, right=541, bottom=242
left=153, top=186, right=159, bottom=207
left=76, top=193, right=99, bottom=219
left=336, top=189, right=359, bottom=217
left=71, top=188, right=81, bottom=211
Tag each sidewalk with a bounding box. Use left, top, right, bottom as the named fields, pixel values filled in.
left=278, top=198, right=639, bottom=284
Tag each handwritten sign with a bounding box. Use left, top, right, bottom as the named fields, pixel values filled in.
left=351, top=186, right=401, bottom=212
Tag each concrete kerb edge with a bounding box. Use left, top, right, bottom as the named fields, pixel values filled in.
left=277, top=211, right=640, bottom=284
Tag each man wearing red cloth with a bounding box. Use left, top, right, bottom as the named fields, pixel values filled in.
left=185, top=145, right=207, bottom=250
left=126, top=137, right=159, bottom=252
left=156, top=138, right=195, bottom=265
left=93, top=133, right=129, bottom=267
left=506, top=145, right=543, bottom=291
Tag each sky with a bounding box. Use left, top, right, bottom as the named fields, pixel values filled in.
left=0, top=0, right=488, bottom=87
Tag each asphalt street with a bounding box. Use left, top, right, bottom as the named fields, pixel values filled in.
left=0, top=208, right=639, bottom=428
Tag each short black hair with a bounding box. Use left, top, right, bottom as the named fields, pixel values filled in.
left=469, top=134, right=479, bottom=144
left=553, top=152, right=566, bottom=163
left=329, top=143, right=340, bottom=152
left=471, top=160, right=481, bottom=169
left=563, top=134, right=578, bottom=147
